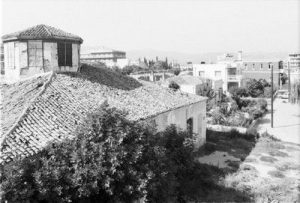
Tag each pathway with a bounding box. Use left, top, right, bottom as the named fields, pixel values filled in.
left=256, top=99, right=300, bottom=144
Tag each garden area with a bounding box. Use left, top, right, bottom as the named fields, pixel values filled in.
left=206, top=93, right=268, bottom=128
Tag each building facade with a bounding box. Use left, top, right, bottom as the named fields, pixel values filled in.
left=241, top=61, right=283, bottom=87
left=192, top=63, right=242, bottom=93
left=1, top=24, right=83, bottom=81
left=81, top=47, right=128, bottom=68
left=286, top=54, right=300, bottom=84
left=161, top=75, right=212, bottom=96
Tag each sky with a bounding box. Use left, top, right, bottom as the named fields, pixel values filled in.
left=0, top=0, right=299, bottom=54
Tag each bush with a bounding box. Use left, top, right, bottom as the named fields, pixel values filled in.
left=257, top=99, right=268, bottom=111
left=1, top=103, right=151, bottom=202
left=225, top=128, right=258, bottom=142
left=168, top=81, right=180, bottom=91
left=229, top=87, right=249, bottom=97
left=251, top=109, right=264, bottom=120
left=245, top=127, right=259, bottom=141
left=173, top=68, right=181, bottom=76
left=1, top=104, right=204, bottom=202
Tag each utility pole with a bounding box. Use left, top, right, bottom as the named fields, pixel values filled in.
left=288, top=62, right=291, bottom=102
left=271, top=63, right=274, bottom=128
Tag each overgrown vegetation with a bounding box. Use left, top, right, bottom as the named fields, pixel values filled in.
left=230, top=79, right=276, bottom=98
left=207, top=96, right=267, bottom=127
left=1, top=104, right=250, bottom=202
left=168, top=81, right=180, bottom=91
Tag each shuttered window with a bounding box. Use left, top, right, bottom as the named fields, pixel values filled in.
left=57, top=42, right=72, bottom=67
left=28, top=40, right=43, bottom=67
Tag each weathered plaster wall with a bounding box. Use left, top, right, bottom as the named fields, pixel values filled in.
left=180, top=84, right=196, bottom=95
left=151, top=101, right=207, bottom=148
left=4, top=40, right=81, bottom=81
left=44, top=42, right=58, bottom=72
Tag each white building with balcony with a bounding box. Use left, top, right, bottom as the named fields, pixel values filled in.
left=192, top=63, right=242, bottom=93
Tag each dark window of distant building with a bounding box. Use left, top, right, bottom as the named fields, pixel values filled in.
left=58, top=42, right=72, bottom=67
left=260, top=64, right=263, bottom=69
left=187, top=118, right=193, bottom=136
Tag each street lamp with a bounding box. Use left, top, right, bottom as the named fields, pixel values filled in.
left=270, top=63, right=274, bottom=128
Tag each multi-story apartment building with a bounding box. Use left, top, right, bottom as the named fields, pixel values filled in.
left=241, top=60, right=283, bottom=87
left=81, top=47, right=128, bottom=68
left=286, top=53, right=300, bottom=84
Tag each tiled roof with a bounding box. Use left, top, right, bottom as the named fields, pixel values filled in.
left=0, top=65, right=206, bottom=163
left=0, top=73, right=52, bottom=140
left=2, top=24, right=83, bottom=43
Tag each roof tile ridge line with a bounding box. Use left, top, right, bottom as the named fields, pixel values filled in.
left=43, top=25, right=53, bottom=37
left=140, top=99, right=207, bottom=122
left=0, top=72, right=56, bottom=150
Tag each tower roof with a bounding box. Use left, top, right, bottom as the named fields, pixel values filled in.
left=2, top=24, right=83, bottom=43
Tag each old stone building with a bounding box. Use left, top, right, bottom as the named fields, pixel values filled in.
left=1, top=24, right=83, bottom=81
left=0, top=65, right=207, bottom=163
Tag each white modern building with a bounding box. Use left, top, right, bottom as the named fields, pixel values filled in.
left=193, top=62, right=242, bottom=93
left=81, top=47, right=129, bottom=68
left=286, top=54, right=300, bottom=84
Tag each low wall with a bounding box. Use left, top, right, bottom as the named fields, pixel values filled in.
left=207, top=116, right=262, bottom=134
left=206, top=124, right=247, bottom=134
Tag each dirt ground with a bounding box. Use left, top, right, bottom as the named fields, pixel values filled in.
left=197, top=131, right=300, bottom=202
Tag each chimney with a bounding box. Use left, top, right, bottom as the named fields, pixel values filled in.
left=237, top=51, right=243, bottom=61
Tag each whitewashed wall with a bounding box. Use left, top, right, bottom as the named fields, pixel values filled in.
left=151, top=101, right=207, bottom=148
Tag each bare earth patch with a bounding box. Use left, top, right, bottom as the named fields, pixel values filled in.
left=197, top=131, right=300, bottom=202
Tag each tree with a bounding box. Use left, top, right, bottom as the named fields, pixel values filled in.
left=1, top=103, right=152, bottom=202
left=173, top=68, right=181, bottom=76
left=169, top=81, right=180, bottom=91
left=247, top=79, right=264, bottom=97
left=144, top=57, right=148, bottom=67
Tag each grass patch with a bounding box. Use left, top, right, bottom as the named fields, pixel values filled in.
left=268, top=150, right=289, bottom=157
left=268, top=170, right=285, bottom=178
left=260, top=156, right=278, bottom=163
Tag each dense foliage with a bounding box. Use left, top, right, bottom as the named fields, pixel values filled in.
left=168, top=81, right=180, bottom=91
left=208, top=96, right=267, bottom=127
left=230, top=79, right=276, bottom=98
left=1, top=104, right=212, bottom=202
left=121, top=65, right=145, bottom=75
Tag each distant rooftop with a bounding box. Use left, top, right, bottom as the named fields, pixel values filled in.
left=2, top=24, right=83, bottom=43
left=164, top=75, right=208, bottom=86
left=81, top=46, right=125, bottom=55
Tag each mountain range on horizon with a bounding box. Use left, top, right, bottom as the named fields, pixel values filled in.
left=81, top=46, right=291, bottom=64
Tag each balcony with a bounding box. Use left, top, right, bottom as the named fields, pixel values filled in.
left=227, top=75, right=242, bottom=81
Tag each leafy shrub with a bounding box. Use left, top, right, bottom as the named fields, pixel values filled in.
left=229, top=87, right=249, bottom=97
left=173, top=68, right=181, bottom=76
left=257, top=99, right=268, bottom=111
left=1, top=104, right=151, bottom=202
left=168, top=81, right=180, bottom=91
left=250, top=109, right=264, bottom=120
left=2, top=104, right=210, bottom=203
left=245, top=127, right=259, bottom=141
